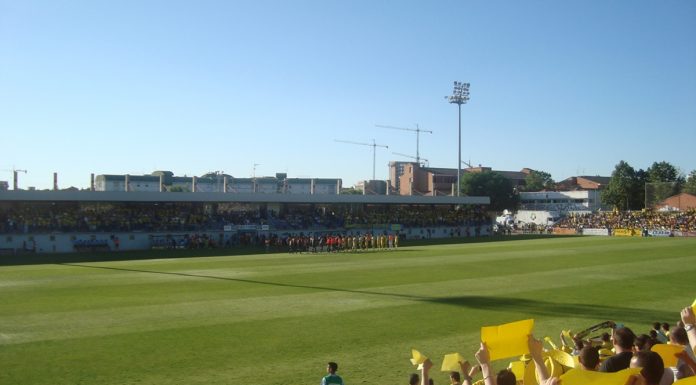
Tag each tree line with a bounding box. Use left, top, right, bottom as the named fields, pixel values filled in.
left=601, top=161, right=696, bottom=210
left=459, top=161, right=696, bottom=212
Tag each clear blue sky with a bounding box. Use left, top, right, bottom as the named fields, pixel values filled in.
left=2, top=0, right=695, bottom=190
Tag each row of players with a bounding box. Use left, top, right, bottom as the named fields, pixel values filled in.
left=285, top=233, right=400, bottom=253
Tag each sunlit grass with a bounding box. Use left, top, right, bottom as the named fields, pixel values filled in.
left=1, top=236, right=694, bottom=385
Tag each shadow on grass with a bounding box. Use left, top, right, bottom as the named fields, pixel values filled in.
left=1, top=235, right=575, bottom=266
left=404, top=234, right=580, bottom=247
left=426, top=296, right=675, bottom=325
left=59, top=263, right=671, bottom=324
left=1, top=247, right=276, bottom=266
left=58, top=262, right=426, bottom=300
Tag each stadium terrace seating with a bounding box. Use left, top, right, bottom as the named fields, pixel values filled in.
left=0, top=203, right=488, bottom=234
left=553, top=209, right=696, bottom=232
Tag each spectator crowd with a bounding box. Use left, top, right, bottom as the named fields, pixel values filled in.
left=330, top=304, right=696, bottom=385
left=0, top=202, right=489, bottom=235
left=554, top=210, right=696, bottom=233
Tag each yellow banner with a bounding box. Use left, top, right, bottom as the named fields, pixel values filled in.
left=651, top=344, right=682, bottom=367
left=481, top=319, right=534, bottom=361
left=441, top=353, right=465, bottom=372
left=553, top=228, right=577, bottom=235
left=612, top=228, right=642, bottom=237
left=560, top=367, right=640, bottom=385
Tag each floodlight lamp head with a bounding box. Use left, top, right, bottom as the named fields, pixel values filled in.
left=448, top=81, right=471, bottom=104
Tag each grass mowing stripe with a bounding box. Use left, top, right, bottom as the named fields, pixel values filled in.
left=0, top=237, right=694, bottom=385
left=2, top=253, right=692, bottom=345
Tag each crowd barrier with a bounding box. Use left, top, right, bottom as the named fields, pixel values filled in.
left=577, top=228, right=694, bottom=237
left=647, top=229, right=672, bottom=237
left=552, top=228, right=577, bottom=235
left=582, top=228, right=610, bottom=236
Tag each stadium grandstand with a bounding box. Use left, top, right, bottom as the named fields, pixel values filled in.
left=518, top=190, right=605, bottom=213
left=0, top=190, right=490, bottom=254
left=552, top=209, right=696, bottom=236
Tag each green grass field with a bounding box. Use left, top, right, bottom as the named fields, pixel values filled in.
left=1, top=236, right=695, bottom=385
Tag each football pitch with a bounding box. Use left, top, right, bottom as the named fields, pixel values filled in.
left=1, top=236, right=695, bottom=385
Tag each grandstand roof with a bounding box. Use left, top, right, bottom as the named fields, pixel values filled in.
left=0, top=190, right=490, bottom=205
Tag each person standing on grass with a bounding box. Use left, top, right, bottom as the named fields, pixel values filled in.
left=321, top=362, right=344, bottom=385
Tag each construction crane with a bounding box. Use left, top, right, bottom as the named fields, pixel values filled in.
left=375, top=124, right=433, bottom=166
left=335, top=139, right=388, bottom=181
left=2, top=167, right=27, bottom=190
left=393, top=152, right=429, bottom=167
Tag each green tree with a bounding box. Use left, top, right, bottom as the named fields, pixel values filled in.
left=646, top=161, right=684, bottom=184
left=340, top=187, right=362, bottom=195
left=522, top=170, right=555, bottom=191
left=644, top=161, right=684, bottom=206
left=460, top=171, right=519, bottom=212
left=684, top=170, right=696, bottom=195
left=601, top=160, right=644, bottom=210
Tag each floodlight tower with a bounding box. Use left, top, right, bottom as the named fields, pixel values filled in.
left=446, top=81, right=470, bottom=196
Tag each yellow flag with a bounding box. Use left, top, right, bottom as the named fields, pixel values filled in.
left=674, top=376, right=696, bottom=385
left=692, top=298, right=696, bottom=314
left=523, top=359, right=537, bottom=385
left=507, top=360, right=525, bottom=381
left=481, top=319, right=534, bottom=361
left=560, top=367, right=640, bottom=385
left=537, top=356, right=563, bottom=382
left=441, top=353, right=465, bottom=372
left=410, top=349, right=428, bottom=366
left=548, top=349, right=575, bottom=369
left=544, top=336, right=558, bottom=350
left=651, top=343, right=683, bottom=367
